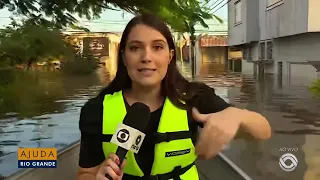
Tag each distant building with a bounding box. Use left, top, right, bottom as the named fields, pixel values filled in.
left=174, top=19, right=234, bottom=75
left=62, top=31, right=121, bottom=78
left=228, top=0, right=320, bottom=85
left=63, top=31, right=121, bottom=58
left=199, top=35, right=228, bottom=64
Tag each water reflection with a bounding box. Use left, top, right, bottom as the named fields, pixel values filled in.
left=198, top=66, right=319, bottom=180
left=0, top=68, right=106, bottom=177
left=180, top=63, right=320, bottom=180
left=0, top=62, right=319, bottom=179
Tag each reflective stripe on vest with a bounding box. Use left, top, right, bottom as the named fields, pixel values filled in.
left=102, top=90, right=199, bottom=179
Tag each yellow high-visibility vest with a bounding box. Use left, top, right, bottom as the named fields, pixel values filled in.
left=102, top=90, right=199, bottom=180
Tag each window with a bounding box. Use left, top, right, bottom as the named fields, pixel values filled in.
left=267, top=0, right=284, bottom=9
left=242, top=48, right=247, bottom=60
left=266, top=41, right=273, bottom=60
left=248, top=47, right=252, bottom=60
left=278, top=62, right=283, bottom=75
left=234, top=0, right=242, bottom=25
left=242, top=47, right=252, bottom=60
left=258, top=42, right=265, bottom=60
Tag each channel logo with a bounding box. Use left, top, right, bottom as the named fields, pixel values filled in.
left=111, top=123, right=146, bottom=153
left=279, top=153, right=298, bottom=172
left=117, top=129, right=130, bottom=143
left=18, top=148, right=57, bottom=168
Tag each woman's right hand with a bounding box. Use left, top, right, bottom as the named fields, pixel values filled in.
left=96, top=153, right=127, bottom=180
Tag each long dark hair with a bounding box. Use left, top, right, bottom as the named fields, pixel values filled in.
left=99, top=13, right=205, bottom=109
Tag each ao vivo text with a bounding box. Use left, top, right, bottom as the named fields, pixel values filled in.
left=18, top=148, right=57, bottom=168
left=279, top=147, right=298, bottom=152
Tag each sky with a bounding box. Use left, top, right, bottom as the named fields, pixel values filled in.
left=0, top=0, right=228, bottom=32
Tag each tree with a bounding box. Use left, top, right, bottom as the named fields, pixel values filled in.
left=0, top=19, right=74, bottom=68
left=1, top=0, right=223, bottom=75
left=310, top=79, right=320, bottom=97
left=0, top=0, right=219, bottom=32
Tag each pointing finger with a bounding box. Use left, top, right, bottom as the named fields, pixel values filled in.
left=195, top=127, right=210, bottom=157
left=192, top=108, right=210, bottom=123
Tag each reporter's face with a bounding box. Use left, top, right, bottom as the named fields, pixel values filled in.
left=123, top=24, right=173, bottom=88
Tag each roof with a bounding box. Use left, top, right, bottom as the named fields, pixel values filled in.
left=200, top=35, right=228, bottom=47
left=62, top=31, right=122, bottom=36
left=307, top=61, right=320, bottom=71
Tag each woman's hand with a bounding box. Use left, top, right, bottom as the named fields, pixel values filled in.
left=192, top=107, right=271, bottom=160
left=192, top=107, right=241, bottom=159
left=96, top=153, right=126, bottom=180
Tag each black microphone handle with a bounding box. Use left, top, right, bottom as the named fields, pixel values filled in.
left=105, top=147, right=128, bottom=180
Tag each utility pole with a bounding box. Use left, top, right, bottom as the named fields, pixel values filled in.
left=189, top=23, right=196, bottom=78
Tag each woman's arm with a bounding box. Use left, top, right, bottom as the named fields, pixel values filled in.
left=192, top=106, right=271, bottom=159
left=191, top=84, right=271, bottom=140
left=224, top=107, right=271, bottom=140
left=77, top=166, right=100, bottom=180
left=77, top=135, right=105, bottom=180
left=77, top=97, right=105, bottom=179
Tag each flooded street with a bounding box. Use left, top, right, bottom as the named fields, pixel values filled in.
left=0, top=71, right=106, bottom=178
left=223, top=73, right=320, bottom=180
left=0, top=63, right=319, bottom=179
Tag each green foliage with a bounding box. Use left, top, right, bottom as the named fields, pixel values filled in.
left=0, top=67, right=16, bottom=86
left=0, top=19, right=75, bottom=67
left=309, top=79, right=320, bottom=97
left=0, top=0, right=219, bottom=32
left=60, top=55, right=99, bottom=75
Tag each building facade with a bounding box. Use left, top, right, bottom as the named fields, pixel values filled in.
left=63, top=31, right=121, bottom=79
left=174, top=20, right=230, bottom=76
left=228, top=0, right=320, bottom=85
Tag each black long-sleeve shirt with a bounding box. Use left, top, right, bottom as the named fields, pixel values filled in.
left=78, top=84, right=231, bottom=178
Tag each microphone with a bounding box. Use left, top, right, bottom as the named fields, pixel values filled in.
left=105, top=102, right=150, bottom=179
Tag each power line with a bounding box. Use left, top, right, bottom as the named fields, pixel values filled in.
left=78, top=19, right=130, bottom=22
left=209, top=0, right=225, bottom=12
left=207, top=0, right=221, bottom=9
left=79, top=20, right=128, bottom=23
left=0, top=16, right=130, bottom=22
left=212, top=0, right=232, bottom=13
left=213, top=0, right=247, bottom=14
left=78, top=20, right=227, bottom=26
left=201, top=0, right=212, bottom=8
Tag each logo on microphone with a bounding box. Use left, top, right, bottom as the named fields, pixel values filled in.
left=135, top=135, right=142, bottom=145
left=131, top=135, right=143, bottom=152
left=279, top=153, right=298, bottom=172
left=117, top=129, right=130, bottom=143
left=111, top=123, right=146, bottom=153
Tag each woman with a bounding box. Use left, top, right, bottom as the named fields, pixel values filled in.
left=77, top=13, right=271, bottom=180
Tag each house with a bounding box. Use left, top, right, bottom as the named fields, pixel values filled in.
left=199, top=35, right=228, bottom=64
left=62, top=31, right=122, bottom=77
left=228, top=0, right=320, bottom=85
left=174, top=19, right=231, bottom=75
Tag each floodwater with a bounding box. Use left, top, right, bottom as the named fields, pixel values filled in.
left=0, top=62, right=319, bottom=180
